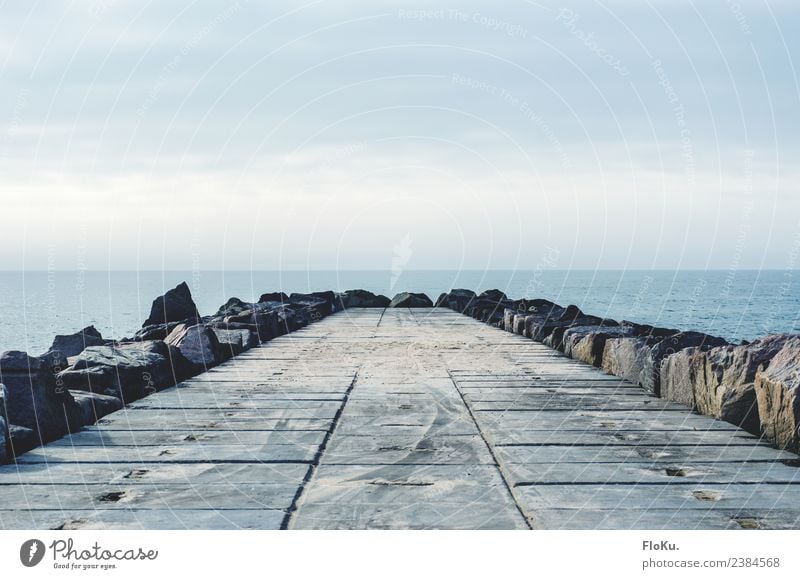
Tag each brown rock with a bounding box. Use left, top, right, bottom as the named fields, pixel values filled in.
left=755, top=336, right=800, bottom=452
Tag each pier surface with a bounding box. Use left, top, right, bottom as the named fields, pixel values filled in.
left=2, top=308, right=799, bottom=530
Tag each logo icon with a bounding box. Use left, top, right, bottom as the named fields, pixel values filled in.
left=20, top=539, right=45, bottom=567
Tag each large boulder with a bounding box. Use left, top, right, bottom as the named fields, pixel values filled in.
left=214, top=297, right=257, bottom=318
left=525, top=304, right=581, bottom=342
left=217, top=301, right=287, bottom=342
left=468, top=294, right=516, bottom=325
left=142, top=281, right=200, bottom=327
left=0, top=384, right=8, bottom=463
left=503, top=309, right=517, bottom=332
left=0, top=351, right=83, bottom=445
left=132, top=320, right=184, bottom=342
left=435, top=289, right=476, bottom=313
left=660, top=347, right=704, bottom=408
left=45, top=325, right=106, bottom=359
left=289, top=292, right=337, bottom=318
left=754, top=336, right=800, bottom=452
left=258, top=292, right=289, bottom=304
left=212, top=327, right=258, bottom=358
left=165, top=323, right=223, bottom=369
left=512, top=313, right=530, bottom=335
left=602, top=336, right=663, bottom=385
left=640, top=332, right=728, bottom=396
left=562, top=324, right=632, bottom=367
left=8, top=425, right=37, bottom=457
left=389, top=292, right=433, bottom=308
left=70, top=390, right=123, bottom=425
left=688, top=335, right=792, bottom=433
left=477, top=289, right=507, bottom=302
left=337, top=289, right=391, bottom=309
left=58, top=341, right=191, bottom=403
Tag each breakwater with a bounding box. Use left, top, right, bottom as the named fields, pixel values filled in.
left=1, top=284, right=798, bottom=464
left=434, top=289, right=800, bottom=455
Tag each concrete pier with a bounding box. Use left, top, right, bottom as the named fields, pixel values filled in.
left=1, top=308, right=799, bottom=530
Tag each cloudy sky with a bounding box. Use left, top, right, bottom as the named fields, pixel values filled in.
left=1, top=0, right=799, bottom=271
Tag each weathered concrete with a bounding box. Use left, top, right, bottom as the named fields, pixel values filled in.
left=1, top=309, right=798, bottom=530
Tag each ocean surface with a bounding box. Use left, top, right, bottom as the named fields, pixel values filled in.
left=0, top=270, right=798, bottom=354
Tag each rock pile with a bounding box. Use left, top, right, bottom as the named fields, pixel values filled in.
left=437, top=289, right=800, bottom=454
left=0, top=282, right=358, bottom=462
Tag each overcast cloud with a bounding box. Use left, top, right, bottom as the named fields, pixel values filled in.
left=1, top=0, right=799, bottom=271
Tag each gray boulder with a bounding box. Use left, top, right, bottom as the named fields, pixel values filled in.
left=218, top=302, right=284, bottom=342
left=389, top=292, right=433, bottom=308
left=602, top=337, right=660, bottom=385
left=689, top=335, right=792, bottom=433
left=46, top=325, right=106, bottom=359
left=58, top=341, right=191, bottom=403
left=755, top=336, right=800, bottom=452
left=132, top=320, right=184, bottom=342
left=8, top=425, right=37, bottom=457
left=503, top=309, right=516, bottom=332
left=165, top=323, right=223, bottom=368
left=640, top=332, right=728, bottom=396
left=0, top=384, right=8, bottom=463
left=562, top=324, right=631, bottom=368
left=337, top=289, right=391, bottom=309
left=660, top=347, right=704, bottom=408
left=435, top=289, right=476, bottom=313
left=477, top=289, right=507, bottom=302
left=258, top=292, right=289, bottom=304
left=214, top=297, right=257, bottom=318
left=70, top=390, right=123, bottom=425
left=0, top=351, right=83, bottom=445
left=142, top=281, right=200, bottom=327
left=212, top=327, right=258, bottom=357
left=512, top=313, right=529, bottom=335
left=289, top=292, right=336, bottom=318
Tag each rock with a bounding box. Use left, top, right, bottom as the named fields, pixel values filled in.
left=512, top=314, right=529, bottom=335
left=8, top=424, right=38, bottom=457
left=601, top=331, right=726, bottom=396
left=214, top=297, right=257, bottom=318
left=70, top=390, right=123, bottom=425
left=469, top=296, right=516, bottom=324
left=142, top=281, right=200, bottom=327
left=58, top=341, right=191, bottom=403
left=755, top=336, right=800, bottom=452
left=0, top=384, right=8, bottom=463
left=477, top=289, right=507, bottom=302
left=45, top=325, right=106, bottom=359
left=337, top=289, right=391, bottom=309
left=258, top=292, right=289, bottom=304
left=165, top=323, right=223, bottom=368
left=389, top=292, right=434, bottom=308
left=686, top=335, right=793, bottom=433
left=542, top=314, right=610, bottom=352
left=503, top=309, right=516, bottom=332
left=435, top=289, right=476, bottom=313
left=289, top=292, right=336, bottom=317
left=0, top=351, right=82, bottom=445
left=132, top=321, right=184, bottom=342
left=640, top=332, right=728, bottom=396
left=660, top=347, right=704, bottom=408
left=602, top=337, right=659, bottom=385
left=562, top=324, right=630, bottom=367
left=212, top=327, right=258, bottom=357
left=218, top=301, right=287, bottom=342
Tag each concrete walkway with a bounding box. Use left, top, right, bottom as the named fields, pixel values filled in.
left=1, top=308, right=799, bottom=529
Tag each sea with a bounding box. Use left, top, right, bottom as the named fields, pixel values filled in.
left=0, top=270, right=798, bottom=355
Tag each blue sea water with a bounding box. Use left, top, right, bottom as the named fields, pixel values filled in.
left=0, top=270, right=799, bottom=354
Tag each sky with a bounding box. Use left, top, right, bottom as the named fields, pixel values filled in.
left=1, top=0, right=799, bottom=271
